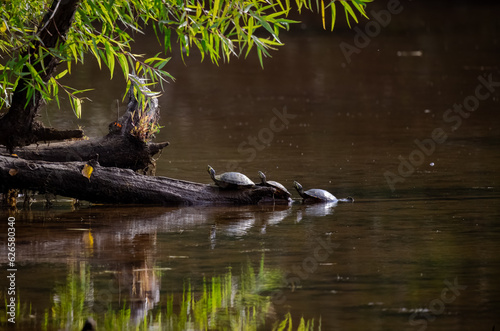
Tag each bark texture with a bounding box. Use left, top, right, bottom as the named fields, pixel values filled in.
left=0, top=154, right=291, bottom=206
left=3, top=135, right=169, bottom=172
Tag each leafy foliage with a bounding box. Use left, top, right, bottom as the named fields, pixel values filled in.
left=0, top=0, right=371, bottom=116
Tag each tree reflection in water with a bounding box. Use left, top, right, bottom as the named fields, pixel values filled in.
left=8, top=254, right=318, bottom=331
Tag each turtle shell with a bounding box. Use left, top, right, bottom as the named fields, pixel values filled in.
left=208, top=166, right=254, bottom=189
left=258, top=171, right=291, bottom=197
left=304, top=189, right=337, bottom=202
left=266, top=180, right=291, bottom=196
left=216, top=172, right=255, bottom=188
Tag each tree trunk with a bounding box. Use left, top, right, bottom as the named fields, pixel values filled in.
left=0, top=154, right=291, bottom=206
left=0, top=0, right=83, bottom=150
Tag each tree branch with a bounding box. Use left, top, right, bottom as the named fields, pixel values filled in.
left=2, top=135, right=169, bottom=172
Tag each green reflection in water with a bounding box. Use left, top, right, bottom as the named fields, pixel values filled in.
left=6, top=255, right=319, bottom=331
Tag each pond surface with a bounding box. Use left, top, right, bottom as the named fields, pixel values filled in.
left=1, top=1, right=500, bottom=330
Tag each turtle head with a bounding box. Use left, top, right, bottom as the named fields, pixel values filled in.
left=207, top=165, right=216, bottom=179
left=258, top=171, right=266, bottom=184
left=293, top=181, right=304, bottom=197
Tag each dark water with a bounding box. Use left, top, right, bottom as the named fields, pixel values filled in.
left=2, top=1, right=500, bottom=330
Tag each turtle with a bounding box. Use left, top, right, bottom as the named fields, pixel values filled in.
left=293, top=181, right=354, bottom=203
left=258, top=171, right=291, bottom=198
left=207, top=165, right=255, bottom=189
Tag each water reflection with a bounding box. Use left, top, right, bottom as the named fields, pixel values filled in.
left=1, top=204, right=340, bottom=330
left=211, top=205, right=292, bottom=239
left=2, top=194, right=500, bottom=330
left=218, top=217, right=256, bottom=238
left=130, top=260, right=162, bottom=323
left=297, top=202, right=338, bottom=219
left=11, top=246, right=313, bottom=331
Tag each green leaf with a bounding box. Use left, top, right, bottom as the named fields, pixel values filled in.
left=104, top=41, right=115, bottom=79
left=342, top=2, right=359, bottom=28
left=351, top=0, right=369, bottom=19
left=1, top=0, right=372, bottom=118
left=90, top=39, right=102, bottom=69
left=73, top=98, right=82, bottom=119
left=256, top=47, right=264, bottom=68
left=331, top=1, right=337, bottom=31
left=212, top=0, right=221, bottom=22
left=251, top=11, right=281, bottom=43
left=117, top=53, right=129, bottom=79
left=55, top=69, right=68, bottom=80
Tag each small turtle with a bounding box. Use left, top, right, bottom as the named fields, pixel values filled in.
left=207, top=165, right=255, bottom=189
left=293, top=181, right=354, bottom=203
left=293, top=181, right=337, bottom=202
left=258, top=171, right=291, bottom=198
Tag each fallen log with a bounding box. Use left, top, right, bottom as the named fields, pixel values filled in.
left=0, top=154, right=291, bottom=206
left=3, top=134, right=169, bottom=172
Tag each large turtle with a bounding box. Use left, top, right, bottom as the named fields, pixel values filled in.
left=258, top=171, right=291, bottom=198
left=293, top=181, right=353, bottom=203
left=207, top=165, right=255, bottom=189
